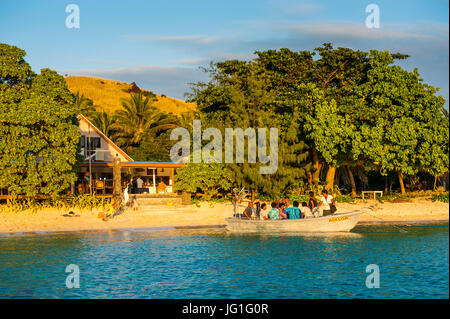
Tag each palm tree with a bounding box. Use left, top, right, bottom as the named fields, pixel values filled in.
left=112, top=93, right=178, bottom=152
left=74, top=92, right=96, bottom=116
left=177, top=110, right=199, bottom=134
left=92, top=111, right=115, bottom=138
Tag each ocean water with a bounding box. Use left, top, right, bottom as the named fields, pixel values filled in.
left=0, top=224, right=448, bottom=298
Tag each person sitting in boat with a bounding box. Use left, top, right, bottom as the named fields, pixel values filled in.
left=286, top=201, right=301, bottom=219
left=279, top=203, right=288, bottom=219
left=283, top=197, right=290, bottom=208
left=254, top=202, right=261, bottom=218
left=268, top=202, right=280, bottom=220
left=307, top=191, right=318, bottom=212
left=260, top=203, right=269, bottom=220
left=301, top=202, right=313, bottom=218
left=319, top=189, right=336, bottom=216
left=242, top=201, right=254, bottom=219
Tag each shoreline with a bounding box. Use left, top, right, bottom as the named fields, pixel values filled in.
left=0, top=219, right=448, bottom=237
left=0, top=198, right=448, bottom=235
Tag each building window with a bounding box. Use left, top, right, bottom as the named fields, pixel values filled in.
left=87, top=137, right=101, bottom=150
left=80, top=136, right=86, bottom=148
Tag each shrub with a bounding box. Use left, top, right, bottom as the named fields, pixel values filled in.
left=432, top=193, right=449, bottom=203
left=335, top=194, right=356, bottom=203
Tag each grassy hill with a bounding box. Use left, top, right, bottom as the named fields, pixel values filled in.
left=65, top=76, right=196, bottom=115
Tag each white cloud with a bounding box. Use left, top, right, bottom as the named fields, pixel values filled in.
left=75, top=21, right=448, bottom=104
left=283, top=3, right=322, bottom=14
left=126, top=34, right=223, bottom=45
left=283, top=22, right=446, bottom=40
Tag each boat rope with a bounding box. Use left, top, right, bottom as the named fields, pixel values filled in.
left=360, top=208, right=410, bottom=233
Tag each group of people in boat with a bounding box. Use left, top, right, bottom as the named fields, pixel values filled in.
left=236, top=189, right=336, bottom=220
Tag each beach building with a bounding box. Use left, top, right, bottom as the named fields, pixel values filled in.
left=77, top=114, right=183, bottom=195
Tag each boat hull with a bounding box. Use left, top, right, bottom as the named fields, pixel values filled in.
left=225, top=211, right=362, bottom=233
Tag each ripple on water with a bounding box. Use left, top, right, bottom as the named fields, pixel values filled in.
left=0, top=224, right=448, bottom=298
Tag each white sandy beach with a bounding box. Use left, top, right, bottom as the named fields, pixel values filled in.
left=0, top=197, right=448, bottom=234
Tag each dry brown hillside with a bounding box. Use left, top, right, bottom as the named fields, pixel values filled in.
left=65, top=76, right=196, bottom=115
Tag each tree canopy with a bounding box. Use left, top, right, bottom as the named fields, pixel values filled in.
left=187, top=44, right=448, bottom=195
left=173, top=162, right=233, bottom=200
left=0, top=43, right=81, bottom=197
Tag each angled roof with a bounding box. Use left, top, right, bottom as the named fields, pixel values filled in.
left=77, top=114, right=134, bottom=162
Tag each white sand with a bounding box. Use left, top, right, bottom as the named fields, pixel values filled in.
left=0, top=198, right=447, bottom=234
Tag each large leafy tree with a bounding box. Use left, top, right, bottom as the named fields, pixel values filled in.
left=254, top=45, right=408, bottom=191
left=358, top=50, right=448, bottom=194
left=0, top=43, right=81, bottom=197
left=187, top=60, right=310, bottom=195
left=174, top=162, right=233, bottom=200
left=188, top=45, right=448, bottom=196
left=132, top=131, right=175, bottom=162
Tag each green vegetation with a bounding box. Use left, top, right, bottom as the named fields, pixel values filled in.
left=0, top=195, right=112, bottom=213
left=432, top=193, right=449, bottom=203
left=111, top=92, right=178, bottom=155
left=1, top=42, right=448, bottom=202
left=74, top=92, right=96, bottom=118
left=187, top=44, right=449, bottom=198
left=0, top=43, right=81, bottom=197
left=174, top=162, right=233, bottom=200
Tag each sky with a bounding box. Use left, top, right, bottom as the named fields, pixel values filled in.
left=0, top=0, right=448, bottom=102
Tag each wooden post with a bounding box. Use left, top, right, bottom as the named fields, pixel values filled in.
left=88, top=124, right=92, bottom=196
left=152, top=168, right=156, bottom=193
left=113, top=156, right=122, bottom=207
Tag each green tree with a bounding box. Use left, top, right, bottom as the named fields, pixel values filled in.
left=174, top=162, right=233, bottom=199
left=358, top=50, right=449, bottom=194
left=112, top=92, right=178, bottom=154
left=74, top=92, right=96, bottom=117
left=187, top=62, right=310, bottom=196
left=92, top=111, right=114, bottom=138
left=131, top=131, right=175, bottom=162
left=0, top=43, right=81, bottom=197
left=187, top=45, right=448, bottom=195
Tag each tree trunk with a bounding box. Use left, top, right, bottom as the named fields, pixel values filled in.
left=384, top=175, right=389, bottom=194
left=433, top=176, right=437, bottom=191
left=389, top=177, right=393, bottom=192
left=311, top=148, right=322, bottom=185
left=307, top=171, right=313, bottom=184
left=397, top=170, right=406, bottom=195
left=325, top=164, right=336, bottom=192
left=346, top=165, right=357, bottom=197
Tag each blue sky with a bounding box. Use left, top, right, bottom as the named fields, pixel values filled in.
left=1, top=0, right=448, bottom=102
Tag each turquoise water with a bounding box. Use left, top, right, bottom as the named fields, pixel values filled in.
left=0, top=224, right=448, bottom=298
